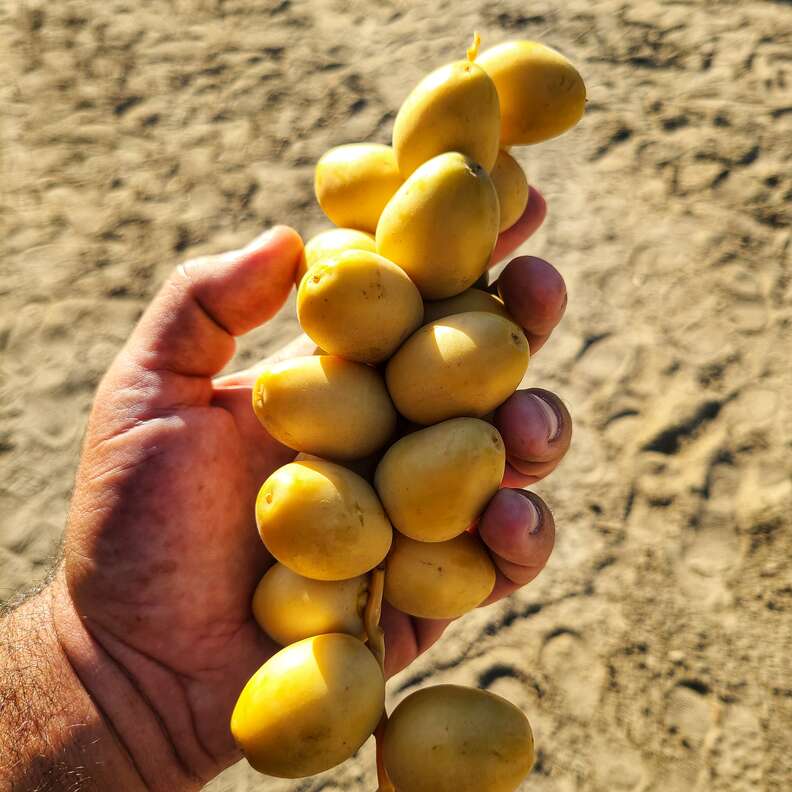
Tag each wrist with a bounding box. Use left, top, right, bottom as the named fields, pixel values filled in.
left=0, top=584, right=144, bottom=791
left=50, top=571, right=211, bottom=792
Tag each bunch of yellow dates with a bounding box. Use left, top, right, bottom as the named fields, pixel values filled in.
left=231, top=36, right=585, bottom=791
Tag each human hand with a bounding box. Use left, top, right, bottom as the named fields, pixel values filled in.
left=52, top=188, right=570, bottom=790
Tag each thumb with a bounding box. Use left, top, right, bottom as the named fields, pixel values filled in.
left=123, top=225, right=303, bottom=379
left=91, top=226, right=302, bottom=426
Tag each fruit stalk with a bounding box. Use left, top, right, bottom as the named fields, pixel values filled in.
left=364, top=566, right=386, bottom=670
left=466, top=31, right=481, bottom=62
left=364, top=567, right=394, bottom=791
left=374, top=715, right=395, bottom=792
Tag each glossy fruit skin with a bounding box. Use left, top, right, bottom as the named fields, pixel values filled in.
left=422, top=287, right=513, bottom=324
left=252, top=563, right=368, bottom=645
left=477, top=40, right=586, bottom=146
left=376, top=152, right=500, bottom=300
left=384, top=531, right=496, bottom=619
left=490, top=149, right=529, bottom=231
left=385, top=311, right=529, bottom=425
left=297, top=250, right=424, bottom=364
left=315, top=143, right=403, bottom=232
left=393, top=59, right=500, bottom=178
left=296, top=227, right=376, bottom=285
left=375, top=418, right=505, bottom=542
left=252, top=355, right=396, bottom=460
left=231, top=634, right=385, bottom=778
left=383, top=684, right=534, bottom=792
left=256, top=459, right=392, bottom=581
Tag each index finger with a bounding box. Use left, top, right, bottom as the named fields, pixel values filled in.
left=213, top=333, right=315, bottom=389
left=490, top=186, right=547, bottom=267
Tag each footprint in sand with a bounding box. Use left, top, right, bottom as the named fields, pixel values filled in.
left=666, top=680, right=713, bottom=751
left=476, top=659, right=542, bottom=712
left=679, top=485, right=742, bottom=612
left=539, top=629, right=606, bottom=720
left=683, top=520, right=740, bottom=579
left=697, top=703, right=765, bottom=791
left=591, top=735, right=647, bottom=790
left=463, top=645, right=542, bottom=705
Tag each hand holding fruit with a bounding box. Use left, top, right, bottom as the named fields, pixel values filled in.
left=52, top=190, right=568, bottom=792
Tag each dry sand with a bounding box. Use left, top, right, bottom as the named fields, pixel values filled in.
left=1, top=0, right=791, bottom=789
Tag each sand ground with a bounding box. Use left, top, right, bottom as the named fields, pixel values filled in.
left=1, top=0, right=790, bottom=789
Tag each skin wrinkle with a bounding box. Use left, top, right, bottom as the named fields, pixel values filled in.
left=79, top=446, right=167, bottom=491
left=90, top=394, right=218, bottom=451
left=180, top=674, right=223, bottom=769
left=87, top=623, right=212, bottom=783
left=52, top=600, right=150, bottom=791
left=76, top=411, right=237, bottom=528
left=63, top=608, right=204, bottom=791
left=95, top=613, right=255, bottom=682
left=94, top=365, right=215, bottom=428
left=176, top=264, right=238, bottom=339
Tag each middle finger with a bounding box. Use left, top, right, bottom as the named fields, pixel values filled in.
left=496, top=388, right=572, bottom=487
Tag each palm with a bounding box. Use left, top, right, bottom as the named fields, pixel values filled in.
left=64, top=377, right=302, bottom=762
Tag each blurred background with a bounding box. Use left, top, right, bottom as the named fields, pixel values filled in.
left=1, top=0, right=790, bottom=789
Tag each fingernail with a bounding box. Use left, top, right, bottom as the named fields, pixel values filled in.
left=511, top=489, right=542, bottom=534
left=528, top=393, right=561, bottom=441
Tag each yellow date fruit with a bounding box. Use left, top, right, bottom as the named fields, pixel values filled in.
left=315, top=143, right=402, bottom=233
left=375, top=418, right=504, bottom=542
left=252, top=563, right=368, bottom=646
left=296, top=227, right=376, bottom=285
left=422, top=287, right=513, bottom=324
left=231, top=634, right=385, bottom=778
left=386, top=311, right=529, bottom=425
left=490, top=149, right=529, bottom=231
left=384, top=531, right=496, bottom=619
left=252, top=355, right=396, bottom=459
left=393, top=58, right=500, bottom=178
left=383, top=684, right=534, bottom=792
left=377, top=152, right=500, bottom=299
left=297, top=250, right=423, bottom=364
left=256, top=459, right=392, bottom=581
left=477, top=40, right=586, bottom=146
